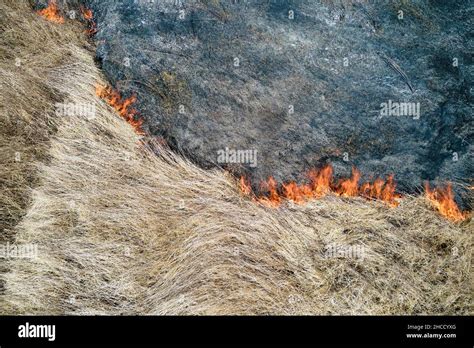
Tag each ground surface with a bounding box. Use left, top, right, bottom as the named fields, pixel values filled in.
left=0, top=1, right=472, bottom=315
left=86, top=0, right=473, bottom=200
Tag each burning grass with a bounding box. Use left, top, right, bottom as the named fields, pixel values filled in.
left=95, top=84, right=144, bottom=135
left=36, top=0, right=64, bottom=24
left=425, top=183, right=469, bottom=222
left=80, top=5, right=97, bottom=36
left=0, top=1, right=472, bottom=315
left=241, top=165, right=402, bottom=208
left=241, top=167, right=469, bottom=222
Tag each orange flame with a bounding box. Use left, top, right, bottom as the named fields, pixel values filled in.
left=308, top=165, right=333, bottom=197
left=333, top=167, right=400, bottom=206
left=95, top=85, right=144, bottom=135
left=282, top=182, right=313, bottom=204
left=279, top=165, right=334, bottom=204
left=239, top=176, right=252, bottom=196
left=359, top=174, right=401, bottom=207
left=80, top=5, right=97, bottom=35
left=258, top=177, right=282, bottom=207
left=241, top=169, right=471, bottom=221
left=425, top=182, right=467, bottom=222
left=37, top=0, right=64, bottom=24
left=335, top=167, right=361, bottom=197
left=80, top=6, right=93, bottom=20
left=240, top=164, right=402, bottom=208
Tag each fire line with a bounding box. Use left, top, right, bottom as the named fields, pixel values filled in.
left=95, top=84, right=145, bottom=135
left=240, top=166, right=469, bottom=222
left=36, top=0, right=64, bottom=24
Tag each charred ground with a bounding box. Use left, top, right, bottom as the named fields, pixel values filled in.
left=74, top=0, right=473, bottom=204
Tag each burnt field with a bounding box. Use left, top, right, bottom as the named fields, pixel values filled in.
left=0, top=0, right=472, bottom=316
left=84, top=0, right=473, bottom=204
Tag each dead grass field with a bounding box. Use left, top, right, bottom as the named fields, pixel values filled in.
left=0, top=1, right=472, bottom=315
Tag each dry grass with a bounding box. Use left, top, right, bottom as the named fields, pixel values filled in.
left=0, top=0, right=86, bottom=241
left=0, top=1, right=472, bottom=315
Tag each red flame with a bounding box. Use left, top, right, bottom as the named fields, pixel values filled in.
left=240, top=164, right=401, bottom=208
left=80, top=5, right=97, bottom=36
left=308, top=165, right=333, bottom=197
left=240, top=166, right=470, bottom=221
left=80, top=6, right=93, bottom=20
left=282, top=181, right=313, bottom=204
left=278, top=165, right=334, bottom=204
left=95, top=85, right=144, bottom=135
left=37, top=0, right=64, bottom=24
left=335, top=167, right=361, bottom=197
left=240, top=176, right=252, bottom=196
left=425, top=182, right=468, bottom=222
left=258, top=177, right=282, bottom=207
left=358, top=174, right=400, bottom=207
